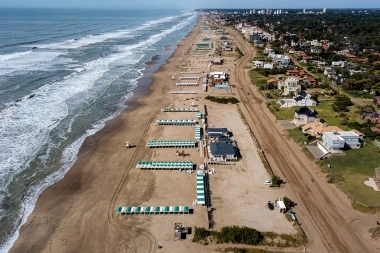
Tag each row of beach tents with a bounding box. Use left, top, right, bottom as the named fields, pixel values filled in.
left=176, top=83, right=199, bottom=86
left=136, top=161, right=193, bottom=170
left=161, top=107, right=199, bottom=112
left=146, top=140, right=196, bottom=148
left=196, top=174, right=205, bottom=205
left=116, top=205, right=190, bottom=215
left=195, top=126, right=201, bottom=140
left=155, top=119, right=197, bottom=125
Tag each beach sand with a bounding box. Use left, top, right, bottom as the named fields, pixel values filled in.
left=10, top=16, right=304, bottom=253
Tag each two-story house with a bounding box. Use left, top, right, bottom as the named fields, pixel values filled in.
left=279, top=77, right=301, bottom=96
left=322, top=131, right=362, bottom=150
left=294, top=106, right=317, bottom=126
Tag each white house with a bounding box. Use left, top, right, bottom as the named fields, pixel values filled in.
left=263, top=63, right=274, bottom=69
left=294, top=107, right=317, bottom=125
left=278, top=77, right=301, bottom=96
left=322, top=131, right=362, bottom=150
left=322, top=131, right=346, bottom=150
left=331, top=61, right=348, bottom=68
left=269, top=53, right=290, bottom=66
left=277, top=99, right=297, bottom=108
left=252, top=61, right=264, bottom=69
left=293, top=95, right=317, bottom=106
left=277, top=95, right=316, bottom=108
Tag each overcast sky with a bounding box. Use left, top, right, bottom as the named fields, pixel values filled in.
left=0, top=0, right=379, bottom=9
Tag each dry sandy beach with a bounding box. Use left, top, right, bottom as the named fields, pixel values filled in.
left=9, top=14, right=379, bottom=253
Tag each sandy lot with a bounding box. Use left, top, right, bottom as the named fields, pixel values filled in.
left=206, top=104, right=294, bottom=233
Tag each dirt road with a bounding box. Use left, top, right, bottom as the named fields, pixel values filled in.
left=230, top=29, right=377, bottom=253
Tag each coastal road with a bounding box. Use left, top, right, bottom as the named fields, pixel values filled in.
left=229, top=28, right=374, bottom=253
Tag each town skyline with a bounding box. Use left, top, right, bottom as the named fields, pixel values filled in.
left=0, top=0, right=379, bottom=10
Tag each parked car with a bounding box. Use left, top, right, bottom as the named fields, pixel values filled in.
left=267, top=201, right=274, bottom=210
left=264, top=180, right=272, bottom=185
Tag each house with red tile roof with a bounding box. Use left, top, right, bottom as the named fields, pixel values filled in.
left=355, top=58, right=369, bottom=64
left=345, top=53, right=357, bottom=60
left=286, top=69, right=299, bottom=76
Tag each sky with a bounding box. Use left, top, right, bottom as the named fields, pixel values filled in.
left=0, top=0, right=379, bottom=9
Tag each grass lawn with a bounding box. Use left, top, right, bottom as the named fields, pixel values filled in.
left=275, top=105, right=300, bottom=120
left=273, top=100, right=359, bottom=129
left=319, top=141, right=380, bottom=206
left=270, top=99, right=380, bottom=207
left=249, top=69, right=267, bottom=88
left=288, top=128, right=308, bottom=144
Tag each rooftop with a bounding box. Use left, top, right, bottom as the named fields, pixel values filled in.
left=210, top=142, right=236, bottom=156
left=295, top=106, right=316, bottom=117
left=301, top=122, right=342, bottom=134
left=208, top=127, right=229, bottom=133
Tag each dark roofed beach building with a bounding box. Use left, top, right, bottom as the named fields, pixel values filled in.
left=208, top=142, right=237, bottom=160
left=207, top=127, right=229, bottom=138
left=217, top=137, right=234, bottom=144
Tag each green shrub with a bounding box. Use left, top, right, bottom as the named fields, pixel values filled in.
left=282, top=196, right=293, bottom=211
left=213, top=226, right=263, bottom=245
left=192, top=227, right=210, bottom=243
left=205, top=95, right=239, bottom=104
left=271, top=175, right=284, bottom=187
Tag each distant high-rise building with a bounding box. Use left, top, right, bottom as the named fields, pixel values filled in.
left=253, top=9, right=256, bottom=14
left=323, top=7, right=327, bottom=13
left=279, top=10, right=282, bottom=14
left=303, top=8, right=306, bottom=13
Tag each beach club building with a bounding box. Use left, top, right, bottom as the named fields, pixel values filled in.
left=208, top=142, right=237, bottom=160
left=206, top=127, right=230, bottom=138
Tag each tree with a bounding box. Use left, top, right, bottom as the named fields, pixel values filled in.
left=283, top=196, right=293, bottom=211
left=332, top=94, right=353, bottom=112
left=271, top=175, right=284, bottom=187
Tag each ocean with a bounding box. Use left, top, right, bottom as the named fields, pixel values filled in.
left=0, top=8, right=198, bottom=252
